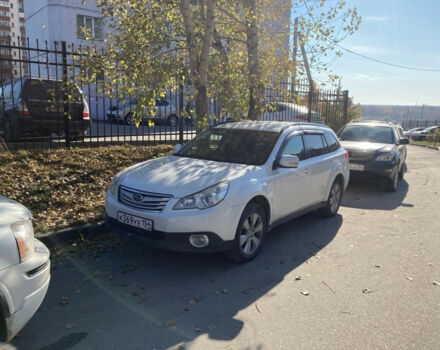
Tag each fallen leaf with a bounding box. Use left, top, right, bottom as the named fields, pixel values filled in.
left=59, top=296, right=69, bottom=305
left=362, top=289, right=372, bottom=294
left=194, top=327, right=203, bottom=333
left=406, top=276, right=413, bottom=281
left=294, top=276, right=303, bottom=281
left=301, top=290, right=309, bottom=296
left=433, top=281, right=440, bottom=286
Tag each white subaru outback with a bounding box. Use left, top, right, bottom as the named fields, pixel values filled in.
left=0, top=196, right=50, bottom=343
left=105, top=121, right=349, bottom=262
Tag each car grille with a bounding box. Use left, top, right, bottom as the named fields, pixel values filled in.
left=348, top=150, right=374, bottom=161
left=119, top=185, right=172, bottom=212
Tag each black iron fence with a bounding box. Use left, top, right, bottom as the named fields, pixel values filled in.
left=0, top=39, right=350, bottom=151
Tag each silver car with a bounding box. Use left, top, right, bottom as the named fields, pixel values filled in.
left=106, top=99, right=179, bottom=127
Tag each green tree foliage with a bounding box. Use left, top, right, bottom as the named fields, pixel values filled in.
left=80, top=0, right=361, bottom=127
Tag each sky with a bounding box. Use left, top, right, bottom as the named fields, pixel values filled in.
left=313, top=0, right=440, bottom=106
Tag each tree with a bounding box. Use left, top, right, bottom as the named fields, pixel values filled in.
left=80, top=0, right=361, bottom=127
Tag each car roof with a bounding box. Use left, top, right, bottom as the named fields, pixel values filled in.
left=214, top=120, right=331, bottom=133
left=348, top=120, right=396, bottom=128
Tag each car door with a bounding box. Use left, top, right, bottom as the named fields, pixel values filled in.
left=302, top=133, right=333, bottom=204
left=272, top=133, right=311, bottom=221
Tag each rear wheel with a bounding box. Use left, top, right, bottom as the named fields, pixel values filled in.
left=398, top=162, right=405, bottom=179
left=318, top=179, right=343, bottom=217
left=167, top=114, right=178, bottom=127
left=125, top=113, right=135, bottom=126
left=225, top=202, right=267, bottom=263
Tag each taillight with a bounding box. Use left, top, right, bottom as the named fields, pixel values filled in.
left=344, top=150, right=349, bottom=160
left=16, top=99, right=30, bottom=116
left=82, top=98, right=90, bottom=119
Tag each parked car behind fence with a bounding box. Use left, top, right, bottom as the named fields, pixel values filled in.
left=0, top=78, right=90, bottom=142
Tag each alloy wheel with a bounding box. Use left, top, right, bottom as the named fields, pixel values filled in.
left=329, top=182, right=342, bottom=213
left=239, top=213, right=264, bottom=256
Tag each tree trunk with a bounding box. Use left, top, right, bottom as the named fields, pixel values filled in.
left=179, top=0, right=216, bottom=131
left=243, top=0, right=264, bottom=121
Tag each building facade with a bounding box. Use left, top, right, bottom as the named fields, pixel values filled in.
left=0, top=0, right=27, bottom=79
left=25, top=0, right=104, bottom=49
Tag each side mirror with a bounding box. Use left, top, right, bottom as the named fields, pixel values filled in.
left=399, top=138, right=409, bottom=145
left=277, top=155, right=300, bottom=168
left=173, top=144, right=183, bottom=154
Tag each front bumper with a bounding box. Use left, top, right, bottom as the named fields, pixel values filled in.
left=1, top=239, right=50, bottom=342
left=105, top=190, right=241, bottom=253
left=349, top=160, right=397, bottom=180
left=105, top=215, right=232, bottom=253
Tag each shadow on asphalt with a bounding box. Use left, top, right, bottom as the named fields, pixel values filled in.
left=342, top=178, right=409, bottom=211
left=11, top=213, right=342, bottom=350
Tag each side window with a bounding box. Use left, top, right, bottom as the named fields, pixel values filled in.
left=304, top=134, right=329, bottom=158
left=324, top=131, right=340, bottom=152
left=281, top=135, right=305, bottom=160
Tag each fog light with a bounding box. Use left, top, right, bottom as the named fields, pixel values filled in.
left=189, top=234, right=209, bottom=248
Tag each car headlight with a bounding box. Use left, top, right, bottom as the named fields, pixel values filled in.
left=11, top=220, right=35, bottom=262
left=375, top=152, right=394, bottom=161
left=173, top=182, right=230, bottom=210
left=109, top=172, right=123, bottom=196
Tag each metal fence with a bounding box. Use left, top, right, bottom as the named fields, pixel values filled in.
left=400, top=120, right=439, bottom=130
left=0, top=39, right=350, bottom=151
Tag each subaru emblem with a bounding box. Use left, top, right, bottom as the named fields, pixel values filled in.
left=133, top=193, right=144, bottom=202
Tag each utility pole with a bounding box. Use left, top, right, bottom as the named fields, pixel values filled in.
left=299, top=34, right=313, bottom=88
left=421, top=104, right=425, bottom=119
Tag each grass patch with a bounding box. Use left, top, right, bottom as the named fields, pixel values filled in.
left=0, top=144, right=173, bottom=234
left=410, top=140, right=440, bottom=148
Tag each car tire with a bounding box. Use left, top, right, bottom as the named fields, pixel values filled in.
left=398, top=162, right=405, bottom=180
left=386, top=166, right=399, bottom=192
left=167, top=114, right=178, bottom=127
left=318, top=178, right=343, bottom=217
left=125, top=113, right=135, bottom=126
left=225, top=202, right=267, bottom=263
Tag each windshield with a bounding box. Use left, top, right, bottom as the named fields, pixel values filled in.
left=176, top=128, right=280, bottom=166
left=338, top=125, right=395, bottom=144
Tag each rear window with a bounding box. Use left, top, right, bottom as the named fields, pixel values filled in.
left=23, top=80, right=82, bottom=103
left=324, top=131, right=340, bottom=152
left=304, top=134, right=329, bottom=158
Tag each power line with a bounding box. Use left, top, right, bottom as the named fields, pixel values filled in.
left=335, top=44, right=440, bottom=72
left=301, top=0, right=440, bottom=73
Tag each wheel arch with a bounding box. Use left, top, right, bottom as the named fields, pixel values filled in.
left=246, top=195, right=271, bottom=226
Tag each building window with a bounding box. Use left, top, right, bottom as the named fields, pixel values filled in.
left=77, top=15, right=103, bottom=40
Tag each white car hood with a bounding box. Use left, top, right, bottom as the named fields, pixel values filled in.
left=120, top=155, right=257, bottom=197
left=0, top=195, right=31, bottom=226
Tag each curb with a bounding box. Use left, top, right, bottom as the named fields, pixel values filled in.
left=36, top=221, right=107, bottom=248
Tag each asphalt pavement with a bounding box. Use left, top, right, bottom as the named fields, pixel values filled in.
left=2, top=145, right=440, bottom=350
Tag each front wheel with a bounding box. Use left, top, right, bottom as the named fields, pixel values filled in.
left=225, top=203, right=267, bottom=263
left=386, top=166, right=399, bottom=192
left=318, top=179, right=343, bottom=217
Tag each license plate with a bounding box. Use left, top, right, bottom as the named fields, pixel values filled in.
left=350, top=163, right=365, bottom=171
left=117, top=212, right=153, bottom=231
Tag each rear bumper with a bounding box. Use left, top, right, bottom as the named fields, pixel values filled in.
left=105, top=214, right=233, bottom=253
left=8, top=117, right=90, bottom=137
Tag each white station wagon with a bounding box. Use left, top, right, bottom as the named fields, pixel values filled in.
left=105, top=121, right=349, bottom=262
left=0, top=196, right=50, bottom=343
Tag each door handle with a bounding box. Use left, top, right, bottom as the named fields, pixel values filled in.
left=304, top=167, right=310, bottom=175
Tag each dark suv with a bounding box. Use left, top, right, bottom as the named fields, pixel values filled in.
left=0, top=78, right=90, bottom=141
left=338, top=121, right=409, bottom=191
